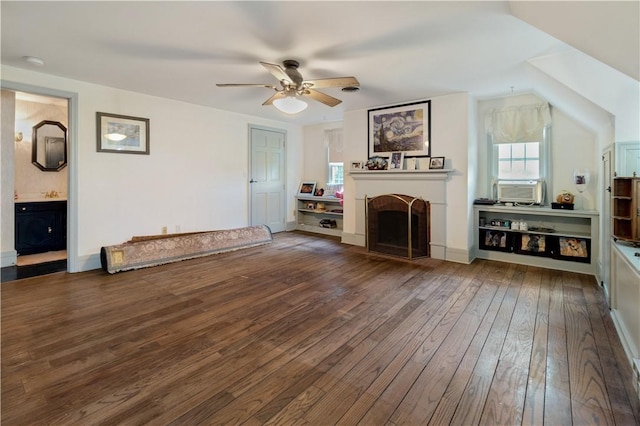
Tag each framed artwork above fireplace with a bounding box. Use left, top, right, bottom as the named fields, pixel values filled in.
left=368, top=99, right=431, bottom=158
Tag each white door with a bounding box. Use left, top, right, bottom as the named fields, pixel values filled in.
left=602, top=147, right=612, bottom=305
left=249, top=126, right=286, bottom=233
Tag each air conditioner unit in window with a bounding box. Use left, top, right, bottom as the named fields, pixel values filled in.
left=497, top=180, right=544, bottom=204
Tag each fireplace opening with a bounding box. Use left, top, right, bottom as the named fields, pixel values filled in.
left=367, top=194, right=430, bottom=259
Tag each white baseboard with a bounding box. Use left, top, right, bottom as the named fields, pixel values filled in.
left=1, top=250, right=17, bottom=268
left=341, top=232, right=365, bottom=247
left=285, top=220, right=297, bottom=232
left=75, top=253, right=102, bottom=272
left=445, top=247, right=471, bottom=264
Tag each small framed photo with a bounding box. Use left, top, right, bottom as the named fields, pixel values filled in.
left=350, top=160, right=364, bottom=171
left=429, top=156, right=445, bottom=169
left=298, top=181, right=317, bottom=196
left=517, top=234, right=548, bottom=257
left=557, top=237, right=590, bottom=263
left=97, top=112, right=150, bottom=154
left=389, top=152, right=405, bottom=170
left=479, top=229, right=512, bottom=252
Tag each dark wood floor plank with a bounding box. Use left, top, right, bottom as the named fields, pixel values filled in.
left=333, top=269, right=480, bottom=425
left=563, top=273, right=616, bottom=425
left=427, top=280, right=508, bottom=425
left=522, top=268, right=550, bottom=426
left=1, top=232, right=636, bottom=425
left=448, top=267, right=526, bottom=425
left=581, top=275, right=640, bottom=425
left=340, top=272, right=487, bottom=425
left=544, top=272, right=574, bottom=425
left=480, top=267, right=539, bottom=425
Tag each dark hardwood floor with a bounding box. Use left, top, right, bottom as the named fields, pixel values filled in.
left=1, top=259, right=67, bottom=282
left=2, top=232, right=638, bottom=425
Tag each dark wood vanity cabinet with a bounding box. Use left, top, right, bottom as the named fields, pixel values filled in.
left=15, top=201, right=66, bottom=255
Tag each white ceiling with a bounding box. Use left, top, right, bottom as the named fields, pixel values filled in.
left=1, top=1, right=636, bottom=125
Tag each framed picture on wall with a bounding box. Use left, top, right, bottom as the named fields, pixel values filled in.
left=368, top=99, right=431, bottom=158
left=96, top=112, right=150, bottom=155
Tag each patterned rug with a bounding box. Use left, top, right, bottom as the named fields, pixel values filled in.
left=100, top=225, right=272, bottom=274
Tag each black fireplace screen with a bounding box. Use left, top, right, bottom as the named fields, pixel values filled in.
left=366, top=194, right=430, bottom=259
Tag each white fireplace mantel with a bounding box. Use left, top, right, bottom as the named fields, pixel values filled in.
left=350, top=169, right=453, bottom=181
left=345, top=169, right=454, bottom=260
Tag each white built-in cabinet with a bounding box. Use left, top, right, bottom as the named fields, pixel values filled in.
left=474, top=205, right=599, bottom=275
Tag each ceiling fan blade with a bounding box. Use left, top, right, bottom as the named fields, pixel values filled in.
left=216, top=83, right=277, bottom=89
left=262, top=92, right=286, bottom=106
left=260, top=62, right=292, bottom=83
left=303, top=89, right=342, bottom=107
left=304, top=77, right=359, bottom=89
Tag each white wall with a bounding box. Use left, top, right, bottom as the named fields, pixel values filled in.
left=550, top=108, right=598, bottom=209
left=1, top=66, right=303, bottom=271
left=1, top=90, right=16, bottom=266
left=475, top=93, right=599, bottom=210
left=342, top=93, right=472, bottom=259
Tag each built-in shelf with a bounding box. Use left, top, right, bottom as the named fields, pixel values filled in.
left=474, top=205, right=599, bottom=274
left=612, top=177, right=640, bottom=243
left=295, top=195, right=343, bottom=237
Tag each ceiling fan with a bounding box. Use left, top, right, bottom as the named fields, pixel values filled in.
left=216, top=60, right=359, bottom=114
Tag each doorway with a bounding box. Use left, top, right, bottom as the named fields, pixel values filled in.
left=249, top=125, right=286, bottom=233
left=1, top=91, right=69, bottom=281
left=601, top=146, right=613, bottom=304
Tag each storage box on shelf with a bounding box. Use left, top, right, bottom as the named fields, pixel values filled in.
left=612, top=177, right=640, bottom=244
left=295, top=195, right=343, bottom=237
left=474, top=205, right=599, bottom=274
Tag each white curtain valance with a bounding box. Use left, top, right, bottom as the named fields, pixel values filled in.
left=324, top=128, right=343, bottom=151
left=325, top=128, right=343, bottom=163
left=485, top=103, right=551, bottom=144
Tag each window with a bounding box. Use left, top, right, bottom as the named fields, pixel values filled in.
left=325, top=128, right=344, bottom=185
left=486, top=102, right=551, bottom=183
left=496, top=142, right=540, bottom=180
left=328, top=161, right=344, bottom=185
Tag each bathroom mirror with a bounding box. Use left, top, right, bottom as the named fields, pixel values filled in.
left=32, top=120, right=67, bottom=171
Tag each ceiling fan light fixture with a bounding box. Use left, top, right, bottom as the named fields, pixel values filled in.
left=342, top=86, right=360, bottom=92
left=273, top=96, right=308, bottom=114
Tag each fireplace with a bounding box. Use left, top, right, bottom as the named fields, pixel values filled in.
left=366, top=194, right=430, bottom=259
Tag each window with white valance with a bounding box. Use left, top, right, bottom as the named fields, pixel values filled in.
left=486, top=103, right=552, bottom=182
left=324, top=128, right=344, bottom=185
left=485, top=103, right=551, bottom=144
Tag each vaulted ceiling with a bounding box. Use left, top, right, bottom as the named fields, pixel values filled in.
left=1, top=1, right=637, bottom=125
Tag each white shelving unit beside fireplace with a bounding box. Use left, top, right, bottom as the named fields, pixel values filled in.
left=295, top=195, right=343, bottom=237
left=474, top=205, right=599, bottom=274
